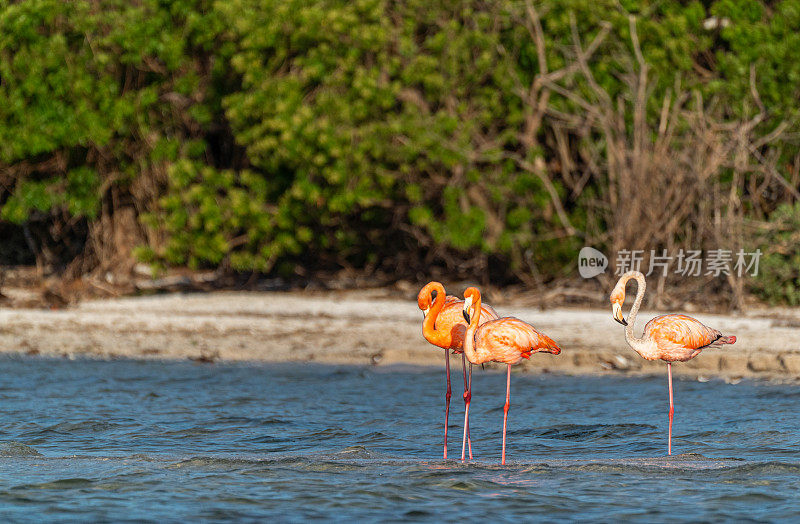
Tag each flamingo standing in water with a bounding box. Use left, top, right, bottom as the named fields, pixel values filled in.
left=417, top=282, right=499, bottom=460
left=610, top=270, right=736, bottom=455
left=461, top=287, right=561, bottom=465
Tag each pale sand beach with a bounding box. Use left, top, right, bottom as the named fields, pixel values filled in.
left=0, top=289, right=798, bottom=379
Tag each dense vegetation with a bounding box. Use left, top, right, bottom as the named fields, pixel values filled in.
left=1, top=0, right=799, bottom=304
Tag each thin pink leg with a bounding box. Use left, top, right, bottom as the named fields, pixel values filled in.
left=468, top=362, right=473, bottom=459
left=443, top=349, right=451, bottom=459
left=460, top=353, right=473, bottom=461
left=667, top=362, right=674, bottom=456
left=461, top=385, right=470, bottom=462
left=501, top=364, right=511, bottom=465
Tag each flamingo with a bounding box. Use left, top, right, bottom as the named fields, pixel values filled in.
left=461, top=287, right=561, bottom=465
left=610, top=270, right=737, bottom=455
left=417, top=282, right=499, bottom=461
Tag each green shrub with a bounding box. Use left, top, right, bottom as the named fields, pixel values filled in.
left=0, top=0, right=222, bottom=267
left=0, top=0, right=798, bottom=297
left=154, top=0, right=715, bottom=277
left=754, top=203, right=800, bottom=305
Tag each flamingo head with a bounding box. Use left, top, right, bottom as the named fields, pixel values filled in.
left=610, top=271, right=645, bottom=326
left=609, top=286, right=627, bottom=326
left=461, top=287, right=481, bottom=324
left=417, top=281, right=442, bottom=318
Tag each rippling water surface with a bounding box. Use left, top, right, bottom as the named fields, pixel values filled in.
left=0, top=358, right=797, bottom=521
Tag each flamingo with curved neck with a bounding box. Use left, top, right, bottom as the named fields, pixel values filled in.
left=610, top=270, right=737, bottom=455
left=417, top=282, right=498, bottom=461
left=462, top=287, right=561, bottom=465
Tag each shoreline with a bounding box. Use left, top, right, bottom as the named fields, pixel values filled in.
left=0, top=289, right=798, bottom=380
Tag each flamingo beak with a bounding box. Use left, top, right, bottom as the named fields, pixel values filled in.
left=423, top=307, right=430, bottom=318
left=612, top=302, right=627, bottom=326
left=462, top=296, right=473, bottom=324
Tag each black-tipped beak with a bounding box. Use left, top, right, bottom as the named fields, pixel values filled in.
left=462, top=310, right=471, bottom=324
left=612, top=303, right=627, bottom=326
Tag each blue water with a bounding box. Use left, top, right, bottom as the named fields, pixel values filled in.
left=0, top=358, right=796, bottom=521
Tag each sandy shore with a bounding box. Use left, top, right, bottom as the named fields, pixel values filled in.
left=0, top=289, right=798, bottom=380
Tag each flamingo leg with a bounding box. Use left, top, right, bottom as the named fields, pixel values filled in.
left=460, top=353, right=473, bottom=461
left=501, top=364, right=511, bottom=465
left=667, top=362, right=674, bottom=456
left=443, top=349, right=452, bottom=459
left=468, top=362, right=473, bottom=459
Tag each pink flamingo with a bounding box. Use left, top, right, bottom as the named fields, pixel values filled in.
left=610, top=270, right=736, bottom=455
left=417, top=282, right=499, bottom=460
left=461, top=287, right=561, bottom=465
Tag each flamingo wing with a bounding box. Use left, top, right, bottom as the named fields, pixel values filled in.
left=644, top=314, right=723, bottom=350
left=475, top=317, right=561, bottom=364
left=481, top=303, right=500, bottom=321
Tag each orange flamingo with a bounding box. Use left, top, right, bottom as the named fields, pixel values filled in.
left=461, top=287, right=561, bottom=465
left=418, top=282, right=499, bottom=460
left=610, top=270, right=736, bottom=455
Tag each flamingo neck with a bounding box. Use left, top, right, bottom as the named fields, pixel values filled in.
left=463, top=295, right=481, bottom=364
left=624, top=272, right=651, bottom=355
left=422, top=283, right=448, bottom=346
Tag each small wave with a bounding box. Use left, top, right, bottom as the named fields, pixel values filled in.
left=327, top=445, right=379, bottom=460
left=561, top=453, right=736, bottom=471
left=13, top=478, right=94, bottom=490
left=245, top=435, right=292, bottom=444
left=712, top=492, right=785, bottom=503
left=34, top=420, right=128, bottom=435
left=168, top=456, right=273, bottom=469
left=530, top=423, right=656, bottom=441
left=164, top=446, right=385, bottom=469
left=0, top=442, right=42, bottom=457
left=217, top=416, right=291, bottom=426
left=358, top=431, right=391, bottom=442
left=503, top=455, right=800, bottom=475
left=127, top=453, right=158, bottom=461
left=166, top=451, right=377, bottom=472
left=718, top=461, right=800, bottom=475
left=308, top=428, right=353, bottom=439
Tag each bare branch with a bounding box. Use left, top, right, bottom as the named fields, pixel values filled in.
left=749, top=63, right=766, bottom=115
left=570, top=13, right=613, bottom=108
left=507, top=154, right=578, bottom=236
